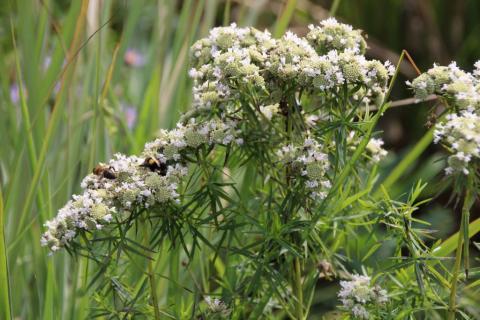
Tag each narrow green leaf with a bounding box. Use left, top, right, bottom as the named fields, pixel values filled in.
left=361, top=242, right=382, bottom=262
left=273, top=0, right=298, bottom=38
left=433, top=218, right=480, bottom=258
left=0, top=188, right=12, bottom=320
left=375, top=127, right=434, bottom=196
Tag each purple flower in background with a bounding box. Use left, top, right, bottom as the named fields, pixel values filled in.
left=124, top=49, right=146, bottom=67
left=43, top=55, right=52, bottom=71
left=9, top=83, right=27, bottom=104
left=122, top=103, right=138, bottom=129
left=53, top=81, right=61, bottom=96
left=10, top=84, right=20, bottom=104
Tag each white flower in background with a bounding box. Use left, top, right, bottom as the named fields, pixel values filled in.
left=276, top=144, right=297, bottom=163
left=347, top=132, right=388, bottom=164
left=366, top=138, right=388, bottom=163
left=204, top=296, right=231, bottom=316
left=305, top=114, right=320, bottom=127
left=188, top=67, right=203, bottom=79
left=338, top=274, right=388, bottom=319
left=259, top=103, right=279, bottom=120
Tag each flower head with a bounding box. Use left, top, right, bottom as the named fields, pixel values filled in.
left=277, top=139, right=331, bottom=200
left=338, top=274, right=388, bottom=319
left=187, top=20, right=392, bottom=116
left=204, top=296, right=231, bottom=317
left=306, top=18, right=367, bottom=54
left=434, top=110, right=480, bottom=175
left=408, top=62, right=480, bottom=110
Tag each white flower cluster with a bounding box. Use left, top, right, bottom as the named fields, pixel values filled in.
left=408, top=61, right=480, bottom=109
left=204, top=296, right=231, bottom=317
left=434, top=110, right=480, bottom=175
left=347, top=132, right=388, bottom=163
left=189, top=23, right=274, bottom=110
left=44, top=20, right=394, bottom=252
left=266, top=31, right=317, bottom=82
left=277, top=139, right=331, bottom=199
left=366, top=138, right=388, bottom=163
left=474, top=61, right=480, bottom=78
left=259, top=103, right=279, bottom=120
left=410, top=61, right=480, bottom=175
left=338, top=274, right=388, bottom=320
left=188, top=19, right=394, bottom=115
left=42, top=119, right=241, bottom=252
left=298, top=49, right=393, bottom=97
left=144, top=118, right=243, bottom=159
left=41, top=154, right=187, bottom=252
left=306, top=18, right=367, bottom=54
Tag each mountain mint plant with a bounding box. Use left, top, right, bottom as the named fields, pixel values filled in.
left=42, top=19, right=480, bottom=319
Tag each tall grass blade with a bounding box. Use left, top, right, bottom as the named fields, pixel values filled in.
left=0, top=188, right=12, bottom=320
left=273, top=0, right=298, bottom=37
left=375, top=127, right=434, bottom=196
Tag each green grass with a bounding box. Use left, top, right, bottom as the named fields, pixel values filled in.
left=1, top=0, right=480, bottom=319
left=0, top=187, right=11, bottom=320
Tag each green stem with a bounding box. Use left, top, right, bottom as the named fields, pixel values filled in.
left=148, top=260, right=161, bottom=320
left=293, top=257, right=304, bottom=320
left=143, top=219, right=161, bottom=320
left=0, top=188, right=12, bottom=320
left=282, top=95, right=304, bottom=319
left=448, top=176, right=474, bottom=320
left=448, top=222, right=463, bottom=319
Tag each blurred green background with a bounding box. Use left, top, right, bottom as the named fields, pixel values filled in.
left=1, top=0, right=479, bottom=318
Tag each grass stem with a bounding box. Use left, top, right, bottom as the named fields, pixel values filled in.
left=329, top=0, right=342, bottom=16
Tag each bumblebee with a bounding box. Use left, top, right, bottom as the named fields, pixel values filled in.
left=93, top=164, right=117, bottom=179
left=141, top=156, right=168, bottom=176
